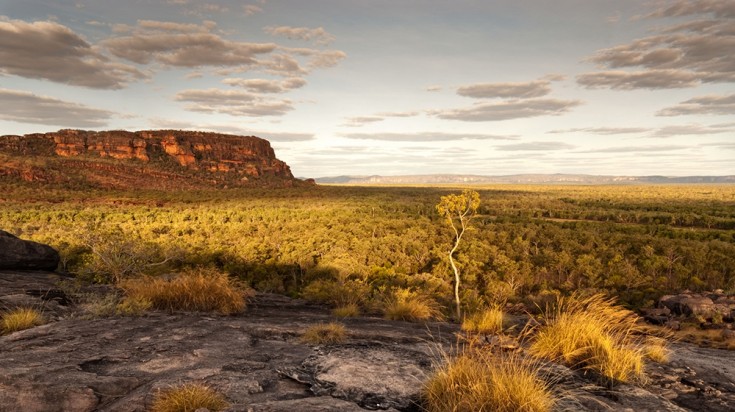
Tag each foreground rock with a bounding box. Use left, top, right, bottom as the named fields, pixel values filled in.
left=1, top=272, right=734, bottom=411
left=0, top=230, right=59, bottom=270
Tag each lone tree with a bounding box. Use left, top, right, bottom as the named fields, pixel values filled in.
left=436, top=189, right=480, bottom=320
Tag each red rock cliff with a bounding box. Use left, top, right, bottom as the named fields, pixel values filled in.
left=0, top=129, right=296, bottom=185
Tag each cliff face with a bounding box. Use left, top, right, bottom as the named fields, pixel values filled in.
left=0, top=129, right=299, bottom=189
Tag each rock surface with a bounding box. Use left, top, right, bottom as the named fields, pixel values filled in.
left=1, top=271, right=734, bottom=412
left=0, top=230, right=59, bottom=271
left=0, top=129, right=303, bottom=189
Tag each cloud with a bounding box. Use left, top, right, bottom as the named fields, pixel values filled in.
left=657, top=93, right=735, bottom=116
left=148, top=117, right=313, bottom=141
left=578, top=2, right=735, bottom=89
left=375, top=111, right=419, bottom=117
left=265, top=26, right=335, bottom=45
left=576, top=70, right=699, bottom=89
left=426, top=85, right=442, bottom=92
left=342, top=111, right=419, bottom=127
left=102, top=20, right=277, bottom=68
left=651, top=123, right=735, bottom=137
left=579, top=145, right=690, bottom=153
left=243, top=4, right=263, bottom=16
left=429, top=99, right=582, bottom=121
left=0, top=88, right=114, bottom=127
left=222, top=77, right=306, bottom=93
left=646, top=0, right=735, bottom=19
left=548, top=127, right=650, bottom=135
left=457, top=79, right=554, bottom=99
left=175, top=88, right=293, bottom=117
left=496, top=141, right=576, bottom=151
left=0, top=17, right=144, bottom=89
left=341, top=132, right=519, bottom=142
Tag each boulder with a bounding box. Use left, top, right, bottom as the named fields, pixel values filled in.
left=659, top=294, right=715, bottom=317
left=0, top=230, right=59, bottom=271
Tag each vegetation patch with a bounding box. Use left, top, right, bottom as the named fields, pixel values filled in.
left=462, top=306, right=505, bottom=335
left=120, top=268, right=246, bottom=315
left=301, top=322, right=347, bottom=344
left=529, top=293, right=648, bottom=385
left=332, top=303, right=360, bottom=318
left=382, top=288, right=443, bottom=322
left=150, top=382, right=229, bottom=412
left=423, top=352, right=554, bottom=412
left=1, top=308, right=45, bottom=334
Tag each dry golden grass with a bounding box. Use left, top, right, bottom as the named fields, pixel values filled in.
left=332, top=303, right=360, bottom=318
left=644, top=337, right=670, bottom=363
left=383, top=288, right=443, bottom=322
left=424, top=352, right=554, bottom=412
left=529, top=293, right=647, bottom=385
left=300, top=322, right=347, bottom=344
left=150, top=382, right=229, bottom=412
left=462, top=306, right=504, bottom=335
left=116, top=295, right=153, bottom=316
left=1, top=308, right=44, bottom=334
left=120, top=268, right=246, bottom=315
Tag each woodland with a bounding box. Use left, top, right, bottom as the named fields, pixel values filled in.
left=2, top=182, right=733, bottom=313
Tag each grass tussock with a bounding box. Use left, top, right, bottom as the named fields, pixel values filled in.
left=120, top=268, right=246, bottom=315
left=150, top=382, right=229, bottom=412
left=301, top=322, right=347, bottom=344
left=424, top=352, right=554, bottom=412
left=462, top=306, right=504, bottom=335
left=644, top=337, right=670, bottom=363
left=332, top=303, right=360, bottom=318
left=1, top=308, right=45, bottom=334
left=383, top=288, right=443, bottom=322
left=529, top=293, right=648, bottom=385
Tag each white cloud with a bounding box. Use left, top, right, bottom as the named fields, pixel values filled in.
left=0, top=88, right=115, bottom=127
left=265, top=26, right=335, bottom=45
left=430, top=99, right=582, bottom=122
left=657, top=93, right=735, bottom=116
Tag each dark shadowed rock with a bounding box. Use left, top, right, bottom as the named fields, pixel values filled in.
left=0, top=230, right=59, bottom=271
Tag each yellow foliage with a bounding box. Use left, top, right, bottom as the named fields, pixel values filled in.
left=300, top=322, right=347, bottom=344
left=150, top=383, right=229, bottom=412
left=120, top=268, right=246, bottom=315
left=382, top=288, right=443, bottom=322
left=332, top=303, right=360, bottom=318
left=424, top=352, right=554, bottom=412
left=462, top=306, right=504, bottom=335
left=1, top=308, right=44, bottom=334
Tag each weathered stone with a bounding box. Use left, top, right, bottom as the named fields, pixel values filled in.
left=0, top=230, right=59, bottom=271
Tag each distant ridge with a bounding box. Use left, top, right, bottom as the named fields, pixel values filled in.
left=315, top=174, right=735, bottom=185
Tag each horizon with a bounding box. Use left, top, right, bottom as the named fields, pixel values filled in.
left=1, top=1, right=734, bottom=177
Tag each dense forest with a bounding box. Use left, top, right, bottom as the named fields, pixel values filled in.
left=1, top=182, right=734, bottom=313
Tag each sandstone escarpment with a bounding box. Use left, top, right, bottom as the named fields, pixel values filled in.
left=0, top=129, right=299, bottom=189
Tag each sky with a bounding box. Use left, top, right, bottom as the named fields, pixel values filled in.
left=1, top=0, right=734, bottom=178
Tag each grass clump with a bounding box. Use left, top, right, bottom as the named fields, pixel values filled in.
left=1, top=308, right=45, bottom=334
left=332, top=303, right=360, bottom=318
left=644, top=337, right=670, bottom=363
left=529, top=293, right=647, bottom=385
left=150, top=382, right=229, bottom=412
left=120, top=268, right=246, bottom=315
left=116, top=295, right=153, bottom=316
left=424, top=352, right=554, bottom=412
left=301, top=322, right=347, bottom=344
left=462, top=306, right=504, bottom=335
left=383, top=288, right=443, bottom=322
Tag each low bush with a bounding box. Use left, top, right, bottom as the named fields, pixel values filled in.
left=529, top=293, right=647, bottom=385
left=116, top=296, right=153, bottom=316
left=332, top=303, right=360, bottom=318
left=150, top=382, right=229, bottom=412
left=1, top=308, right=44, bottom=334
left=462, top=306, right=504, bottom=335
left=423, top=352, right=554, bottom=412
left=301, top=322, right=347, bottom=344
left=120, top=268, right=246, bottom=315
left=382, top=288, right=443, bottom=322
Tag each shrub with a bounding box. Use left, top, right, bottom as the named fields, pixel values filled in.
left=116, top=296, right=153, bottom=316
left=332, top=303, right=360, bottom=318
left=150, top=383, right=229, bottom=412
left=120, top=268, right=246, bottom=315
left=301, top=278, right=369, bottom=307
left=423, top=352, right=554, bottom=412
left=382, top=288, right=443, bottom=322
left=529, top=293, right=647, bottom=385
left=2, top=308, right=44, bottom=334
left=301, top=322, right=347, bottom=344
left=462, top=306, right=504, bottom=335
left=644, top=337, right=670, bottom=363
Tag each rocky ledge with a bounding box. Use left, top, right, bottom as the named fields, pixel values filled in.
left=1, top=271, right=734, bottom=411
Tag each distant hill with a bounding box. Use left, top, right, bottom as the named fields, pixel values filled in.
left=0, top=129, right=309, bottom=190
left=315, top=174, right=735, bottom=185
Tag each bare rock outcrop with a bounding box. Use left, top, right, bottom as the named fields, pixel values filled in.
left=0, top=129, right=302, bottom=188
left=0, top=230, right=59, bottom=271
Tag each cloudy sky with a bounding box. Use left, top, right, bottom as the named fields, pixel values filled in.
left=1, top=0, right=734, bottom=177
